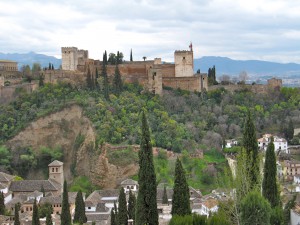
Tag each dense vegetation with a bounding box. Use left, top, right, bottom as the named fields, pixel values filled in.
left=0, top=82, right=299, bottom=191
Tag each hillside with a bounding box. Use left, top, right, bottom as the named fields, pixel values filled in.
left=0, top=82, right=300, bottom=191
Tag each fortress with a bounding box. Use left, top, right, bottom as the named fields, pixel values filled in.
left=60, top=46, right=208, bottom=95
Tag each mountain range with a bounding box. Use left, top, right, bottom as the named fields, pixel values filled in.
left=0, top=52, right=61, bottom=69
left=1, top=52, right=299, bottom=86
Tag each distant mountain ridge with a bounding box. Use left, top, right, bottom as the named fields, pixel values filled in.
left=195, top=56, right=300, bottom=77
left=0, top=52, right=61, bottom=69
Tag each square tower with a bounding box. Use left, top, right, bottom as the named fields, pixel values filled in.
left=61, top=47, right=78, bottom=71
left=174, top=50, right=194, bottom=77
left=48, top=160, right=64, bottom=186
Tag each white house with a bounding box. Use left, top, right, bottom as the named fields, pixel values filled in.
left=0, top=183, right=8, bottom=194
left=225, top=139, right=238, bottom=148
left=200, top=198, right=218, bottom=217
left=121, top=179, right=139, bottom=193
left=258, top=134, right=288, bottom=154
left=27, top=190, right=43, bottom=202
left=294, top=175, right=300, bottom=192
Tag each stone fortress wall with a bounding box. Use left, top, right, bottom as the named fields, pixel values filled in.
left=59, top=45, right=208, bottom=95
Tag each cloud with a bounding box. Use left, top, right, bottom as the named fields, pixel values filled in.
left=0, top=0, right=299, bottom=63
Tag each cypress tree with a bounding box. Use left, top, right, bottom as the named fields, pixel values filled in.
left=128, top=190, right=136, bottom=221
left=14, top=204, right=20, bottom=225
left=287, top=119, right=294, bottom=141
left=46, top=212, right=52, bottom=225
left=113, top=65, right=123, bottom=96
left=171, top=158, right=191, bottom=216
left=61, top=180, right=71, bottom=225
left=242, top=111, right=260, bottom=190
left=135, top=111, right=158, bottom=225
left=162, top=186, right=168, bottom=205
left=102, top=52, right=109, bottom=100
left=0, top=192, right=5, bottom=215
left=41, top=185, right=45, bottom=197
left=38, top=75, right=44, bottom=87
left=95, top=68, right=99, bottom=90
left=32, top=198, right=40, bottom=225
left=86, top=67, right=93, bottom=90
left=51, top=64, right=54, bottom=70
left=130, top=49, right=133, bottom=61
left=118, top=187, right=128, bottom=225
left=113, top=201, right=118, bottom=225
left=73, top=190, right=87, bottom=224
left=262, top=139, right=280, bottom=207
left=48, top=63, right=51, bottom=70
left=110, top=208, right=116, bottom=225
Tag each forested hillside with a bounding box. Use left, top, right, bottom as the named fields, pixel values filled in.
left=0, top=82, right=299, bottom=190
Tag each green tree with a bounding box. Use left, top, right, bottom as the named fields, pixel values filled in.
left=39, top=202, right=53, bottom=218
left=242, top=111, right=260, bottom=190
left=0, top=192, right=4, bottom=215
left=73, top=190, right=87, bottom=224
left=14, top=204, right=20, bottom=225
left=128, top=190, right=136, bottom=221
left=283, top=195, right=296, bottom=225
left=113, top=201, right=118, bottom=225
left=270, top=206, right=283, bottom=225
left=102, top=53, right=109, bottom=100
left=262, top=139, right=280, bottom=207
left=130, top=49, right=133, bottom=61
left=46, top=212, right=52, bottom=225
left=61, top=180, right=71, bottom=225
left=32, top=198, right=40, bottom=225
left=208, top=211, right=230, bottom=225
left=86, top=67, right=93, bottom=90
left=39, top=74, right=44, bottom=87
left=118, top=187, right=128, bottom=225
left=135, top=110, right=158, bottom=225
left=32, top=63, right=41, bottom=74
left=95, top=68, right=99, bottom=90
left=171, top=158, right=191, bottom=216
left=162, top=186, right=168, bottom=205
left=113, top=65, right=123, bottom=96
left=240, top=191, right=271, bottom=225
left=287, top=119, right=294, bottom=141
left=111, top=208, right=116, bottom=225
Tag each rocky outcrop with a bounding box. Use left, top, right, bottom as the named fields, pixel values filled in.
left=6, top=104, right=139, bottom=188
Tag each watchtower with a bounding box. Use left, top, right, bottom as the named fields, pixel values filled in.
left=48, top=160, right=64, bottom=186
left=61, top=47, right=78, bottom=71
left=174, top=50, right=194, bottom=77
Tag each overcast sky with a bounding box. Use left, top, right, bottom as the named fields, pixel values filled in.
left=0, top=0, right=300, bottom=63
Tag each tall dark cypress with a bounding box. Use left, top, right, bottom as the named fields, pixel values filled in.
left=262, top=139, right=280, bottom=207
left=118, top=187, right=128, bottom=225
left=0, top=192, right=4, bottom=215
left=73, top=190, right=87, bottom=224
left=171, top=158, right=191, bottom=216
left=162, top=186, right=168, bottom=205
left=113, top=201, right=118, bottom=225
left=111, top=208, right=116, bottom=225
left=130, top=49, right=133, bottom=61
left=14, top=204, right=20, bottom=225
left=135, top=111, right=158, bottom=225
left=86, top=67, right=93, bottom=90
left=32, top=198, right=40, bottom=225
left=61, top=180, right=71, bottom=225
left=113, top=65, right=123, bottom=96
left=128, top=190, right=136, bottom=221
left=95, top=68, right=99, bottom=90
left=46, top=212, right=52, bottom=225
left=242, top=111, right=260, bottom=189
left=102, top=52, right=109, bottom=100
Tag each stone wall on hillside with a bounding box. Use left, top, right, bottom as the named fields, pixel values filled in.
left=0, top=82, right=37, bottom=104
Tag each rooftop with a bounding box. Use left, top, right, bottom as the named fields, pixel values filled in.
left=0, top=172, right=15, bottom=183
left=48, top=160, right=63, bottom=167
left=10, top=180, right=60, bottom=192
left=121, top=179, right=138, bottom=186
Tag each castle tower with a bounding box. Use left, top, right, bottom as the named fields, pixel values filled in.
left=174, top=50, right=194, bottom=77
left=48, top=160, right=64, bottom=186
left=61, top=47, right=78, bottom=71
